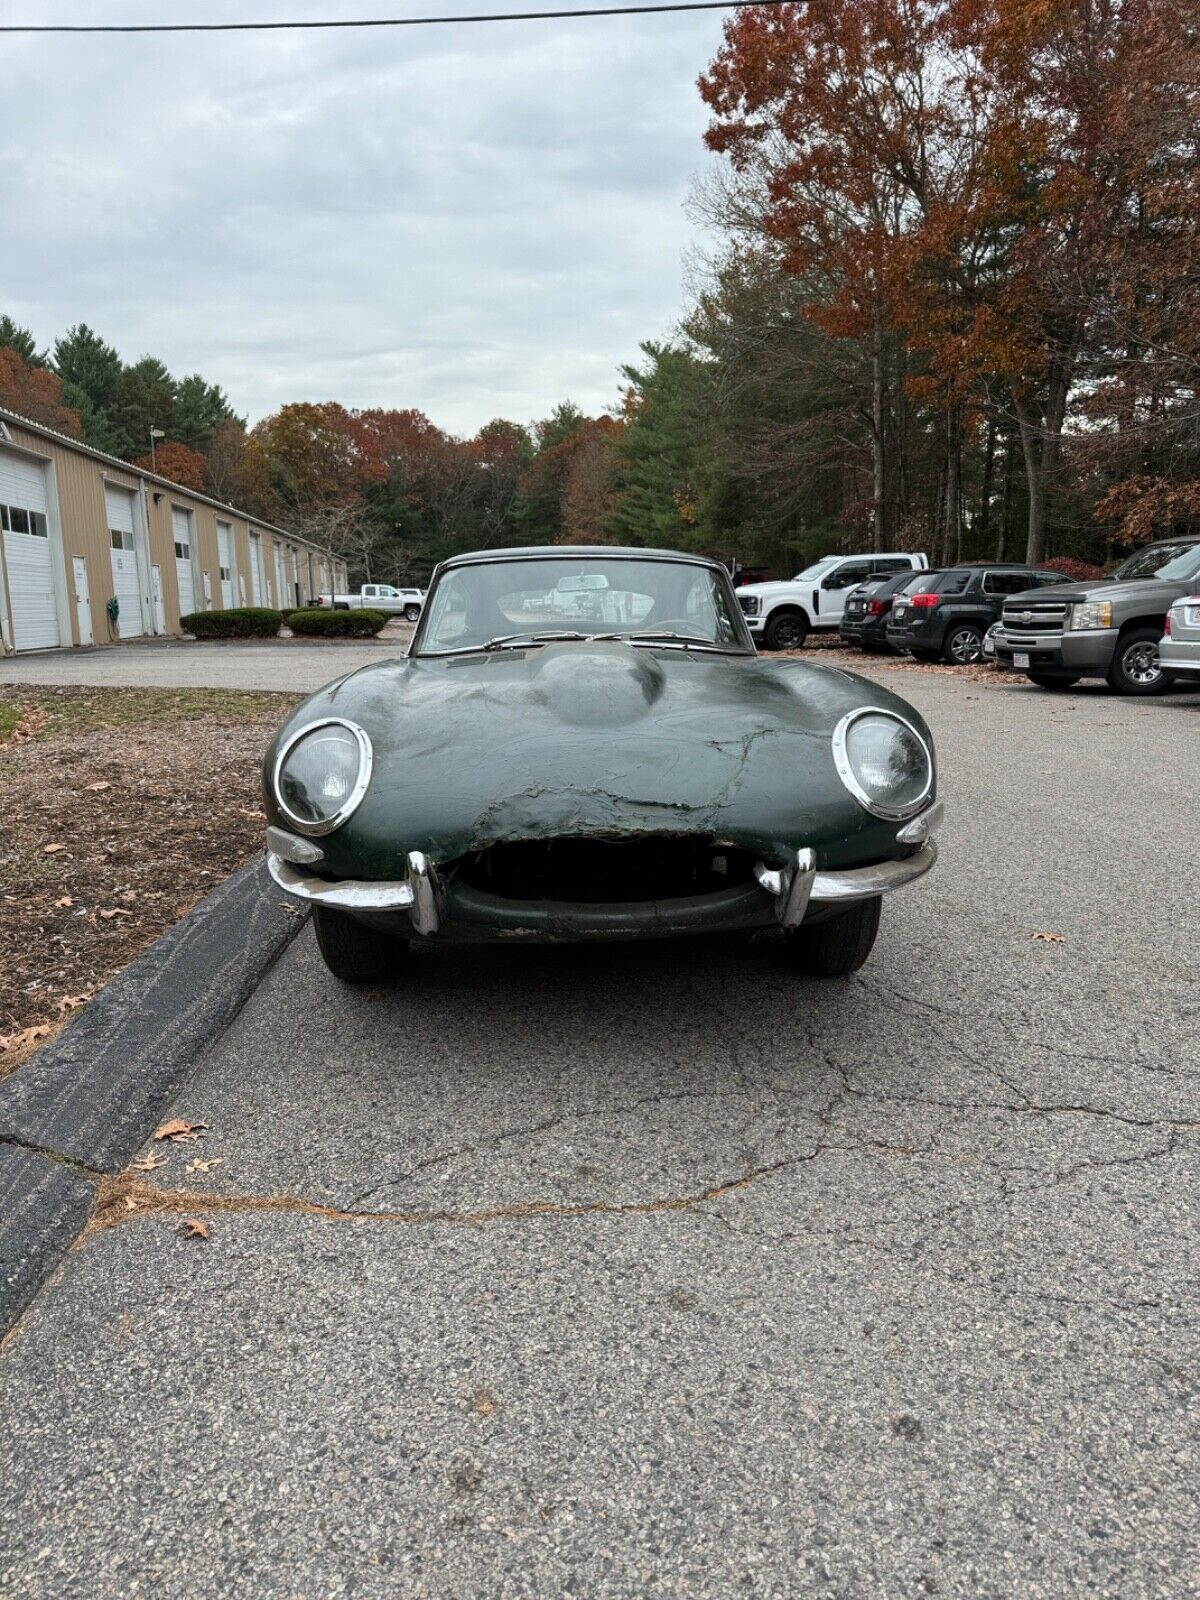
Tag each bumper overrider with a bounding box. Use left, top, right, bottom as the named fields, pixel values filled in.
left=265, top=803, right=942, bottom=943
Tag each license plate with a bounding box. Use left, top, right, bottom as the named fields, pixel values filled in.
left=1014, top=651, right=1030, bottom=668
left=893, top=603, right=907, bottom=617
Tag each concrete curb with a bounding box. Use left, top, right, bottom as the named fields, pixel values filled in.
left=0, top=856, right=308, bottom=1335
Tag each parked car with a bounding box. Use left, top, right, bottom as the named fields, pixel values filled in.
left=887, top=564, right=1070, bottom=664
left=1159, top=592, right=1200, bottom=683
left=314, top=583, right=425, bottom=621
left=840, top=571, right=929, bottom=653
left=264, top=545, right=941, bottom=983
left=996, top=537, right=1200, bottom=694
left=736, top=552, right=929, bottom=651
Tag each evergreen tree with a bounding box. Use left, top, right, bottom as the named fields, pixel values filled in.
left=0, top=315, right=45, bottom=367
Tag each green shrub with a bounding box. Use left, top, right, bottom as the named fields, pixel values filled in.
left=181, top=607, right=282, bottom=639
left=287, top=608, right=390, bottom=638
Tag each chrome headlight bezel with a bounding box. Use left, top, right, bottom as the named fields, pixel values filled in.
left=1068, top=600, right=1113, bottom=631
left=832, top=708, right=934, bottom=822
left=272, top=717, right=373, bottom=837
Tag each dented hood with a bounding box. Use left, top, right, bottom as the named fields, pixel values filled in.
left=264, top=642, right=933, bottom=875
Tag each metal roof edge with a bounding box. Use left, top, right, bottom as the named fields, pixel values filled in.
left=0, top=404, right=342, bottom=563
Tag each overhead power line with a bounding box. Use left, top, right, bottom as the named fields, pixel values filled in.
left=0, top=1, right=791, bottom=34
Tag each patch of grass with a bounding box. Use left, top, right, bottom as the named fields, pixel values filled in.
left=1, top=685, right=301, bottom=739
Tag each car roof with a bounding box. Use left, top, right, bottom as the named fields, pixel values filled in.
left=440, top=545, right=722, bottom=570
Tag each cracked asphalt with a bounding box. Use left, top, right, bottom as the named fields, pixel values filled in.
left=2, top=670, right=1198, bottom=1598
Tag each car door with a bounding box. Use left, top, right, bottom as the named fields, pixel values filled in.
left=819, top=560, right=873, bottom=623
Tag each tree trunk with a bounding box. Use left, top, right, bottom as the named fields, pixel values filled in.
left=996, top=436, right=1015, bottom=561
left=942, top=408, right=962, bottom=564
left=979, top=418, right=997, bottom=552
left=871, top=321, right=886, bottom=552
left=1015, top=399, right=1045, bottom=564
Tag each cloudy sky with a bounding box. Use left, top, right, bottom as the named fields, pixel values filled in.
left=1, top=0, right=728, bottom=436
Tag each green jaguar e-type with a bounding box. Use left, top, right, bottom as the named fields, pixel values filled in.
left=263, top=547, right=940, bottom=982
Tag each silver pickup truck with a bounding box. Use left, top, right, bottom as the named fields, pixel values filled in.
left=995, top=537, right=1200, bottom=694
left=314, top=584, right=425, bottom=621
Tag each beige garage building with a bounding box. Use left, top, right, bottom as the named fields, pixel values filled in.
left=0, top=406, right=349, bottom=654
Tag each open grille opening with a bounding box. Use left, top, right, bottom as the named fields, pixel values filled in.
left=454, top=837, right=756, bottom=903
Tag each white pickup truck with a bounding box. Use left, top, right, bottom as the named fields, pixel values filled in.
left=314, top=584, right=425, bottom=621
left=735, top=552, right=929, bottom=650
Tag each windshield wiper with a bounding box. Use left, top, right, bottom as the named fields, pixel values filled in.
left=592, top=630, right=745, bottom=653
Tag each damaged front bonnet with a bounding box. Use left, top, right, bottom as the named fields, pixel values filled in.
left=263, top=642, right=926, bottom=880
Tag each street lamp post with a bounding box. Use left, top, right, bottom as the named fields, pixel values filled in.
left=149, top=426, right=166, bottom=470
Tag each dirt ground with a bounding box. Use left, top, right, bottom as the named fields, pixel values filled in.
left=0, top=686, right=299, bottom=1073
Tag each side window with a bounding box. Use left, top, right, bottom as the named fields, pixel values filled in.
left=825, top=562, right=871, bottom=589
left=872, top=559, right=907, bottom=575
left=363, top=585, right=377, bottom=598
left=1035, top=571, right=1069, bottom=587
left=938, top=571, right=972, bottom=595
left=984, top=571, right=1017, bottom=595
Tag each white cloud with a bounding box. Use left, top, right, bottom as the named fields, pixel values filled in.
left=1, top=0, right=727, bottom=434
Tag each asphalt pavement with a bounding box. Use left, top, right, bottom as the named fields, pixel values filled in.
left=1, top=670, right=1197, bottom=1598
left=0, top=623, right=415, bottom=693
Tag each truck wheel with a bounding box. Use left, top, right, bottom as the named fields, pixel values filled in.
left=1106, top=628, right=1172, bottom=696
left=313, top=906, right=406, bottom=983
left=943, top=623, right=984, bottom=665
left=403, top=605, right=421, bottom=623
left=1028, top=674, right=1079, bottom=691
left=763, top=610, right=809, bottom=651
left=782, top=898, right=882, bottom=977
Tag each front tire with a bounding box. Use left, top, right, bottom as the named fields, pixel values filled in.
left=1106, top=628, right=1173, bottom=696
left=763, top=609, right=809, bottom=651
left=783, top=898, right=882, bottom=977
left=313, top=906, right=406, bottom=983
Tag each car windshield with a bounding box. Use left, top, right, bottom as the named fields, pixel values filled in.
left=793, top=557, right=839, bottom=581
left=414, top=555, right=752, bottom=655
left=1107, top=543, right=1200, bottom=582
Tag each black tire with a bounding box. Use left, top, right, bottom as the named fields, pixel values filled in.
left=1028, top=674, right=1079, bottom=691
left=763, top=609, right=809, bottom=651
left=1106, top=627, right=1173, bottom=696
left=783, top=897, right=882, bottom=977
left=313, top=906, right=406, bottom=983
left=943, top=622, right=985, bottom=665
left=403, top=605, right=421, bottom=623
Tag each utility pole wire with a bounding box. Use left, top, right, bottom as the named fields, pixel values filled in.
left=0, top=1, right=792, bottom=34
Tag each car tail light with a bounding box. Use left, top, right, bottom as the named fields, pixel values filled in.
left=867, top=599, right=887, bottom=617
left=1164, top=611, right=1172, bottom=636
left=909, top=593, right=940, bottom=609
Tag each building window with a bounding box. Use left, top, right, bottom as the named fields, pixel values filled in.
left=110, top=528, right=134, bottom=551
left=174, top=540, right=189, bottom=560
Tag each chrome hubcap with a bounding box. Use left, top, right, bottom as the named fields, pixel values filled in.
left=949, top=628, right=982, bottom=663
left=1123, top=643, right=1161, bottom=685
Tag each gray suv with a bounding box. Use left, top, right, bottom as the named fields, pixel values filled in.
left=996, top=538, right=1200, bottom=694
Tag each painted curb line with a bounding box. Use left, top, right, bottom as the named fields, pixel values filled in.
left=0, top=856, right=308, bottom=1335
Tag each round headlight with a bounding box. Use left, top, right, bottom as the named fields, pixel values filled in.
left=273, top=719, right=372, bottom=836
left=832, top=709, right=932, bottom=820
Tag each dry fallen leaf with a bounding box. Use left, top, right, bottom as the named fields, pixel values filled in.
left=0, top=1023, right=52, bottom=1053
left=186, top=1156, right=225, bottom=1174
left=153, top=1118, right=208, bottom=1143
left=56, top=993, right=91, bottom=1014
left=1031, top=931, right=1067, bottom=943
left=130, top=1153, right=166, bottom=1172
left=84, top=781, right=112, bottom=793
left=180, top=1219, right=210, bottom=1241
left=54, top=896, right=75, bottom=909
left=42, top=843, right=67, bottom=855
left=98, top=907, right=131, bottom=920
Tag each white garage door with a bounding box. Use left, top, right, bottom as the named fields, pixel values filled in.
left=172, top=507, right=196, bottom=619
left=216, top=521, right=235, bottom=608
left=0, top=449, right=60, bottom=651
left=105, top=485, right=145, bottom=639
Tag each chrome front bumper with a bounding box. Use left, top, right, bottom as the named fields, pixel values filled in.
left=267, top=801, right=941, bottom=941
